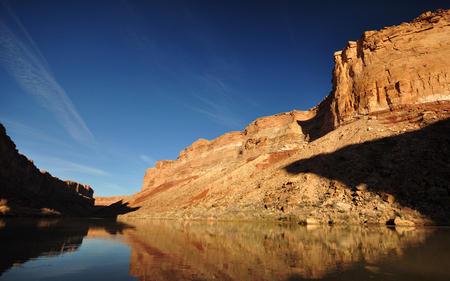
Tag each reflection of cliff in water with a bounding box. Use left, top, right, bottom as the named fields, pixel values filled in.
left=121, top=219, right=442, bottom=280
left=0, top=218, right=133, bottom=277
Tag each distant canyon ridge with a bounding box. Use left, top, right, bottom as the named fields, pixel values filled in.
left=2, top=10, right=450, bottom=224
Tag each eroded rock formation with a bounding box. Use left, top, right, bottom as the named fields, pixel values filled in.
left=328, top=9, right=450, bottom=128
left=0, top=124, right=95, bottom=216
left=119, top=10, right=450, bottom=225
left=141, top=110, right=313, bottom=193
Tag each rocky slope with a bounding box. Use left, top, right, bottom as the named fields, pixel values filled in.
left=0, top=124, right=95, bottom=216
left=118, top=10, right=450, bottom=225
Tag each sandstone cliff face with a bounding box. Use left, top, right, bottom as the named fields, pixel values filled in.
left=141, top=110, right=314, bottom=192
left=329, top=9, right=450, bottom=128
left=121, top=10, right=450, bottom=225
left=0, top=123, right=95, bottom=216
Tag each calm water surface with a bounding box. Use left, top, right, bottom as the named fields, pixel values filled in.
left=0, top=218, right=449, bottom=280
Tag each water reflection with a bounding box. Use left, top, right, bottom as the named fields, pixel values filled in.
left=0, top=218, right=133, bottom=277
left=119, top=219, right=450, bottom=280
left=1, top=218, right=449, bottom=280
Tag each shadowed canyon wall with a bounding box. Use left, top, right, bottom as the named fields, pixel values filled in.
left=0, top=124, right=95, bottom=216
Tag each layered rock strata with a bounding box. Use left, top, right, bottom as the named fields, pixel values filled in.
left=0, top=123, right=95, bottom=216
left=141, top=110, right=313, bottom=193
left=328, top=9, right=450, bottom=129
left=119, top=10, right=450, bottom=225
left=93, top=195, right=128, bottom=206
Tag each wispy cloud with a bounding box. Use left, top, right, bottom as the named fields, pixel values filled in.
left=119, top=1, right=246, bottom=129
left=0, top=118, right=74, bottom=149
left=101, top=183, right=130, bottom=193
left=181, top=73, right=244, bottom=128
left=188, top=94, right=243, bottom=128
left=0, top=2, right=95, bottom=146
left=140, top=154, right=156, bottom=166
left=280, top=2, right=296, bottom=47
left=50, top=157, right=110, bottom=177
left=196, top=74, right=238, bottom=106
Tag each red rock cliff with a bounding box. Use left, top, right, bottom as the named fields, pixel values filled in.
left=142, top=10, right=450, bottom=196
left=142, top=110, right=315, bottom=192
left=122, top=10, right=450, bottom=226
left=328, top=9, right=450, bottom=128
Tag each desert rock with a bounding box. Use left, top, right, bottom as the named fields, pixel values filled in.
left=328, top=9, right=450, bottom=129
left=114, top=10, right=450, bottom=225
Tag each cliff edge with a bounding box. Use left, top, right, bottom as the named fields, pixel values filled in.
left=328, top=9, right=450, bottom=128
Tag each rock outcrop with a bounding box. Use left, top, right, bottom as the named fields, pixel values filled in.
left=118, top=10, right=450, bottom=225
left=0, top=124, right=95, bottom=216
left=141, top=110, right=313, bottom=193
left=327, top=9, right=450, bottom=129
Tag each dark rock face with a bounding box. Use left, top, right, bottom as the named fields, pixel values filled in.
left=0, top=123, right=95, bottom=217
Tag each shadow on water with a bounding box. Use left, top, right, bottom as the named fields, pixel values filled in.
left=0, top=218, right=134, bottom=277
left=285, top=118, right=450, bottom=224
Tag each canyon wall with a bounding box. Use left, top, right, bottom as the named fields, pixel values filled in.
left=0, top=123, right=95, bottom=216
left=120, top=10, right=450, bottom=225
left=328, top=9, right=450, bottom=128
left=141, top=9, right=450, bottom=196
left=141, top=110, right=314, bottom=193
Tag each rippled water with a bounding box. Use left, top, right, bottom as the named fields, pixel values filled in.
left=0, top=218, right=449, bottom=280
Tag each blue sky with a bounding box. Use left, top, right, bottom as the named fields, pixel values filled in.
left=0, top=0, right=448, bottom=197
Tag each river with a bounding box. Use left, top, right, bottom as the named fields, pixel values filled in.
left=0, top=218, right=449, bottom=280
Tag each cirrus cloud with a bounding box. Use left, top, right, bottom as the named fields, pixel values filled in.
left=0, top=1, right=95, bottom=146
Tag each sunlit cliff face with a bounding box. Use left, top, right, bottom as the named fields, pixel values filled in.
left=117, top=10, right=450, bottom=226
left=330, top=9, right=450, bottom=128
